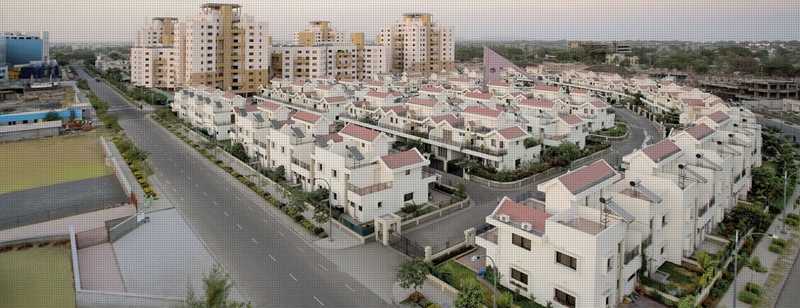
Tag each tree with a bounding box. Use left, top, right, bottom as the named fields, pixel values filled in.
left=229, top=142, right=249, bottom=162
left=313, top=203, right=330, bottom=224
left=454, top=280, right=485, bottom=308
left=496, top=291, right=514, bottom=308
left=397, top=258, right=430, bottom=292
left=43, top=111, right=62, bottom=122
left=186, top=264, right=252, bottom=308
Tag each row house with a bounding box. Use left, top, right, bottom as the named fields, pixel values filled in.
left=515, top=98, right=588, bottom=148
left=313, top=123, right=436, bottom=222
left=567, top=98, right=615, bottom=131
left=172, top=87, right=246, bottom=140
left=265, top=110, right=333, bottom=191
left=477, top=160, right=637, bottom=308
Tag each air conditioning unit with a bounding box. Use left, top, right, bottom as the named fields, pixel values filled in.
left=520, top=222, right=532, bottom=231
left=497, top=214, right=510, bottom=223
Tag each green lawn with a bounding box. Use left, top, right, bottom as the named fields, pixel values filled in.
left=0, top=243, right=76, bottom=308
left=0, top=132, right=111, bottom=194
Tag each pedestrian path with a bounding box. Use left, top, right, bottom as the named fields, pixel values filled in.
left=720, top=183, right=800, bottom=307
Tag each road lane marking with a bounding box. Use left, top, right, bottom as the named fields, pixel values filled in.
left=251, top=238, right=258, bottom=244
left=288, top=273, right=297, bottom=281
left=195, top=183, right=199, bottom=188
left=224, top=211, right=229, bottom=217
left=345, top=284, right=354, bottom=292
left=296, top=246, right=305, bottom=253
left=213, top=201, right=219, bottom=206
left=317, top=264, right=328, bottom=271
left=278, top=231, right=285, bottom=238
left=313, top=296, right=324, bottom=306
left=203, top=191, right=208, bottom=197
left=236, top=224, right=243, bottom=230
left=268, top=254, right=277, bottom=262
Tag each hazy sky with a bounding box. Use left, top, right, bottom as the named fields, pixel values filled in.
left=2, top=0, right=799, bottom=43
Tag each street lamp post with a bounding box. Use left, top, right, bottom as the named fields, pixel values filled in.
left=732, top=230, right=778, bottom=308
left=313, top=177, right=334, bottom=242
left=471, top=255, right=498, bottom=308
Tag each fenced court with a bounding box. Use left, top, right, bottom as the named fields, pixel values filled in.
left=0, top=131, right=111, bottom=194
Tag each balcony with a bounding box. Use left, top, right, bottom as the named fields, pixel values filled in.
left=291, top=156, right=311, bottom=171
left=462, top=144, right=507, bottom=157
left=347, top=181, right=392, bottom=196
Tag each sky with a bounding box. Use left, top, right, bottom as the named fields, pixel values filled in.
left=2, top=0, right=799, bottom=43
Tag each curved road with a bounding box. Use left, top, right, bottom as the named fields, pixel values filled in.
left=76, top=68, right=387, bottom=308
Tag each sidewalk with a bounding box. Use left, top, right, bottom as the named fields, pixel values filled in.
left=720, top=183, right=800, bottom=307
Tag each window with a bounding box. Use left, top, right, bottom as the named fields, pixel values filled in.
left=556, top=251, right=577, bottom=270
left=332, top=170, right=337, bottom=178
left=377, top=202, right=382, bottom=208
left=662, top=215, right=667, bottom=227
left=404, top=193, right=413, bottom=202
left=607, top=257, right=614, bottom=271
left=554, top=289, right=576, bottom=308
left=358, top=205, right=363, bottom=212
left=405, top=170, right=411, bottom=176
left=512, top=233, right=531, bottom=250
left=332, top=193, right=337, bottom=200
left=510, top=268, right=528, bottom=284
left=660, top=247, right=665, bottom=255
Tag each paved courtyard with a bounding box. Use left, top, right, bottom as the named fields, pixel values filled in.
left=112, top=207, right=243, bottom=301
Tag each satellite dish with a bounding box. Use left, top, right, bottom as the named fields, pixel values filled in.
left=696, top=153, right=702, bottom=159
left=678, top=164, right=685, bottom=169
left=629, top=181, right=636, bottom=187
left=599, top=197, right=607, bottom=203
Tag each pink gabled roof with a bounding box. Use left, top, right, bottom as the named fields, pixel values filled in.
left=571, top=88, right=589, bottom=94
left=559, top=113, right=583, bottom=125
left=324, top=96, right=347, bottom=103
left=558, top=160, right=618, bottom=194
left=430, top=114, right=463, bottom=127
left=381, top=105, right=408, bottom=115
left=340, top=123, right=380, bottom=141
left=420, top=85, right=444, bottom=93
left=534, top=84, right=560, bottom=92
left=642, top=139, right=681, bottom=163
left=292, top=111, right=322, bottom=124
left=498, top=126, right=527, bottom=140
left=494, top=197, right=551, bottom=234
left=707, top=111, right=730, bottom=123
left=408, top=97, right=438, bottom=107
left=487, top=79, right=509, bottom=87
left=520, top=98, right=555, bottom=109
left=686, top=123, right=715, bottom=140
left=464, top=91, right=493, bottom=100
left=316, top=84, right=334, bottom=90
left=683, top=98, right=706, bottom=107
left=381, top=149, right=425, bottom=169
left=464, top=106, right=501, bottom=118
left=258, top=99, right=283, bottom=111
left=589, top=99, right=609, bottom=108
left=223, top=91, right=238, bottom=99
left=367, top=91, right=395, bottom=99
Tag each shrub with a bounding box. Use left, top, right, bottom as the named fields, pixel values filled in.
left=745, top=282, right=763, bottom=296
left=769, top=243, right=785, bottom=254
left=748, top=257, right=767, bottom=273
left=738, top=290, right=760, bottom=305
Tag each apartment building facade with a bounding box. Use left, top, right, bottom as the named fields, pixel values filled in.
left=131, top=4, right=271, bottom=96
left=376, top=13, right=454, bottom=74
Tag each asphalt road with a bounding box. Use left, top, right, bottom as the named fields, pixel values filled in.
left=776, top=250, right=800, bottom=308
left=75, top=68, right=387, bottom=308
left=611, top=106, right=662, bottom=156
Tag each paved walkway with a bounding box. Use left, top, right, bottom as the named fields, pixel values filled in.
left=78, top=243, right=126, bottom=293
left=720, top=183, right=800, bottom=308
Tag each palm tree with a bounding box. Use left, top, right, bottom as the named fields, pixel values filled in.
left=186, top=264, right=251, bottom=308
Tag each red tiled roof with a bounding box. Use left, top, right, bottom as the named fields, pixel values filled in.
left=707, top=111, right=730, bottom=123
left=487, top=80, right=509, bottom=87
left=292, top=111, right=322, bottom=124
left=340, top=123, right=380, bottom=141
left=558, top=160, right=617, bottom=194
left=316, top=84, right=333, bottom=90
left=367, top=91, right=395, bottom=99
left=534, top=84, right=560, bottom=92
left=520, top=98, right=555, bottom=109
left=464, top=106, right=501, bottom=118
left=223, top=91, right=238, bottom=99
left=571, top=88, right=589, bottom=94
left=381, top=105, right=408, bottom=115
left=408, top=97, right=438, bottom=107
left=381, top=149, right=425, bottom=169
left=642, top=139, right=681, bottom=163
left=494, top=197, right=551, bottom=234
left=686, top=123, right=715, bottom=140
left=498, top=126, right=527, bottom=140
left=464, top=91, right=493, bottom=100
left=324, top=96, right=347, bottom=103
left=559, top=113, right=583, bottom=125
